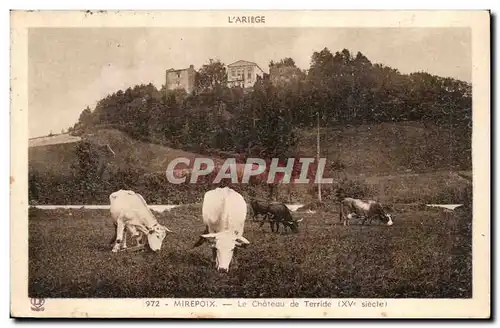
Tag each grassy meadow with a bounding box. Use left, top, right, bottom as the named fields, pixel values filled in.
left=29, top=204, right=472, bottom=298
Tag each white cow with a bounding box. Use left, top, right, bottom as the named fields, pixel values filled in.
left=109, top=189, right=172, bottom=252
left=192, top=187, right=250, bottom=273
left=339, top=197, right=394, bottom=226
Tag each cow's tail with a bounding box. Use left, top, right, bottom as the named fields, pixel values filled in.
left=109, top=221, right=118, bottom=244
left=339, top=201, right=344, bottom=224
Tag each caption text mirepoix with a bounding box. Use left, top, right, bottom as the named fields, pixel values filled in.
left=145, top=299, right=388, bottom=309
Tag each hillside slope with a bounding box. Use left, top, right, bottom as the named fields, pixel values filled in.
left=30, top=122, right=471, bottom=177
left=28, top=122, right=472, bottom=205
left=29, top=129, right=225, bottom=177
left=298, top=121, right=471, bottom=176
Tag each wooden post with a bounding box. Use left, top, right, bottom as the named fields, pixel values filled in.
left=317, top=112, right=322, bottom=202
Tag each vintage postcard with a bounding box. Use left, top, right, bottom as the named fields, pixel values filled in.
left=11, top=10, right=490, bottom=318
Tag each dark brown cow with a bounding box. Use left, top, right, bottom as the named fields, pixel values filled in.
left=250, top=199, right=272, bottom=220
left=266, top=203, right=303, bottom=233
left=251, top=199, right=303, bottom=233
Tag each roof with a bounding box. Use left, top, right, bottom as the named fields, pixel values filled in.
left=227, top=60, right=266, bottom=74
left=166, top=66, right=195, bottom=73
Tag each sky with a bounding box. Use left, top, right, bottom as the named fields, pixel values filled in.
left=28, top=27, right=471, bottom=138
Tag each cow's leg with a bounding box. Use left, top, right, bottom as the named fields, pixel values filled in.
left=232, top=248, right=239, bottom=269
left=136, top=234, right=145, bottom=247
left=366, top=215, right=373, bottom=225
left=122, top=227, right=128, bottom=249
left=126, top=225, right=143, bottom=248
left=360, top=215, right=367, bottom=225
left=259, top=214, right=266, bottom=227
left=211, top=247, right=217, bottom=264
left=109, top=222, right=118, bottom=244
left=112, top=219, right=125, bottom=252
left=340, top=212, right=347, bottom=226
left=128, top=225, right=142, bottom=246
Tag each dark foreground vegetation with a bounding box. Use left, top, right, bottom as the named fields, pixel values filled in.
left=29, top=205, right=472, bottom=298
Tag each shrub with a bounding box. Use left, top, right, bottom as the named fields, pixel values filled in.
left=335, top=178, right=373, bottom=201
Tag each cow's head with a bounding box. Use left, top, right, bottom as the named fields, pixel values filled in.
left=201, top=231, right=250, bottom=273
left=380, top=214, right=394, bottom=226
left=287, top=218, right=303, bottom=233
left=147, top=224, right=173, bottom=252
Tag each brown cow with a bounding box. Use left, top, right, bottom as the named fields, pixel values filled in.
left=339, top=197, right=394, bottom=226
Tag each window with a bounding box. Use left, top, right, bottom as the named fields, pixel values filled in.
left=248, top=72, right=252, bottom=80
left=231, top=69, right=236, bottom=77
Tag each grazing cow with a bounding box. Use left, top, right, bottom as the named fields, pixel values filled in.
left=251, top=200, right=303, bottom=233
left=339, top=197, right=394, bottom=226
left=250, top=199, right=272, bottom=220
left=192, top=187, right=250, bottom=273
left=109, top=189, right=172, bottom=253
left=265, top=202, right=303, bottom=233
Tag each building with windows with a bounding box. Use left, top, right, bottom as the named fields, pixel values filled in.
left=226, top=60, right=265, bottom=89
left=165, top=65, right=196, bottom=95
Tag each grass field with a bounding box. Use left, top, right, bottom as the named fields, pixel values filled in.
left=29, top=204, right=472, bottom=298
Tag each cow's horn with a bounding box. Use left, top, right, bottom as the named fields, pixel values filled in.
left=236, top=236, right=250, bottom=247
left=165, top=226, right=173, bottom=233
left=297, top=218, right=304, bottom=222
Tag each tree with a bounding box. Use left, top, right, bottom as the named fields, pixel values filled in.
left=308, top=48, right=334, bottom=81
left=269, top=57, right=296, bottom=68
left=77, top=107, right=92, bottom=127
left=195, top=59, right=228, bottom=92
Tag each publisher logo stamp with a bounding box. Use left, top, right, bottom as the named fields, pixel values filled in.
left=30, top=298, right=45, bottom=311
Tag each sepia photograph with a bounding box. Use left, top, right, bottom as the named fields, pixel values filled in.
left=11, top=10, right=490, bottom=318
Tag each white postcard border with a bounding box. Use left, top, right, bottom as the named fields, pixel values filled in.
left=10, top=10, right=490, bottom=318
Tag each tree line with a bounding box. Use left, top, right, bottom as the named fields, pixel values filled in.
left=30, top=48, right=472, bottom=204
left=70, top=47, right=471, bottom=164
